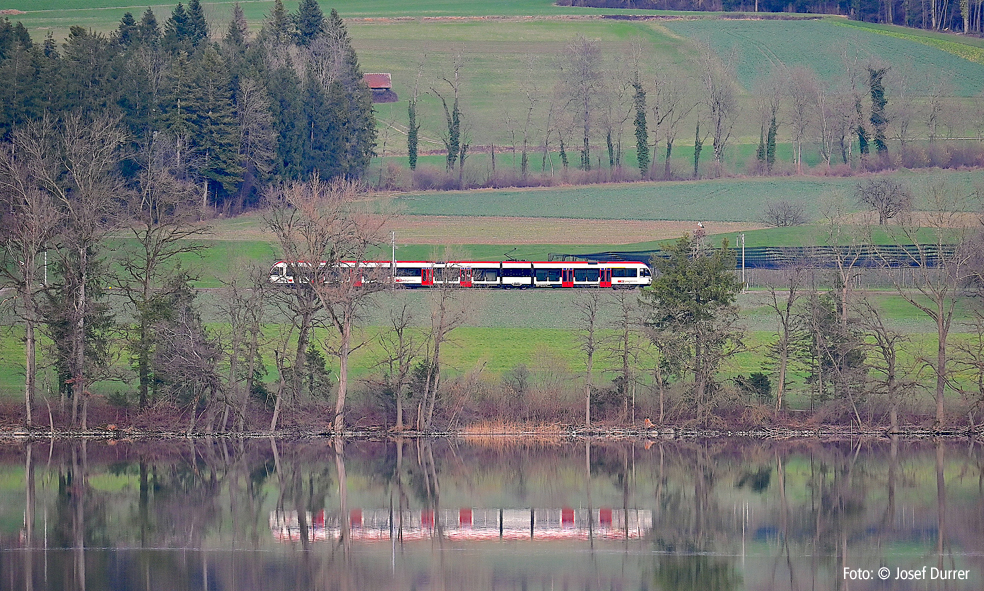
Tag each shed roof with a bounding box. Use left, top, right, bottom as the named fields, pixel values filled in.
left=363, top=73, right=392, bottom=89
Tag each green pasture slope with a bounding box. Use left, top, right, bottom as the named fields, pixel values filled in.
left=661, top=18, right=984, bottom=96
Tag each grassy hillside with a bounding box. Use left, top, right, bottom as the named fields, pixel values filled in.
left=661, top=18, right=984, bottom=95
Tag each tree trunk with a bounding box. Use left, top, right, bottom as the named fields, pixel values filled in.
left=936, top=313, right=946, bottom=427
left=663, top=140, right=673, bottom=180
left=776, top=347, right=788, bottom=414
left=334, top=314, right=352, bottom=433
left=585, top=349, right=593, bottom=429
left=240, top=323, right=261, bottom=432
left=24, top=301, right=35, bottom=428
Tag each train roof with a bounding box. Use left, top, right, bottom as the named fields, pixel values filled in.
left=274, top=260, right=650, bottom=266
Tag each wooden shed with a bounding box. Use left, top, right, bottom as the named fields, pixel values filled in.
left=363, top=73, right=398, bottom=103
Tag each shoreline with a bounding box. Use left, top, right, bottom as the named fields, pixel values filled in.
left=1, top=424, right=980, bottom=441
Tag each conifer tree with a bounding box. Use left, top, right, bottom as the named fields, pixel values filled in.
left=195, top=47, right=244, bottom=200
left=137, top=8, right=160, bottom=45
left=160, top=52, right=197, bottom=167
left=868, top=66, right=889, bottom=156
left=296, top=0, right=324, bottom=46
left=266, top=65, right=305, bottom=179
left=225, top=2, right=249, bottom=49
left=632, top=73, right=649, bottom=179
left=187, top=0, right=210, bottom=46
left=163, top=3, right=192, bottom=53
left=262, top=0, right=293, bottom=45
left=327, top=9, right=375, bottom=177
left=117, top=13, right=139, bottom=47
left=408, top=99, right=419, bottom=171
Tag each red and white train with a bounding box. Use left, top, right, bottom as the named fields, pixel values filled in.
left=269, top=260, right=652, bottom=289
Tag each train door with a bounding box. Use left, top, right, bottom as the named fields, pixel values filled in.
left=422, top=267, right=434, bottom=286
left=460, top=267, right=473, bottom=287
left=562, top=268, right=574, bottom=288
left=599, top=268, right=612, bottom=288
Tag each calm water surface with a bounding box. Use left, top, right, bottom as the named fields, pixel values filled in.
left=0, top=437, right=982, bottom=591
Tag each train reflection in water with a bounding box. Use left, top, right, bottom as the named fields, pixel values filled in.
left=271, top=508, right=653, bottom=542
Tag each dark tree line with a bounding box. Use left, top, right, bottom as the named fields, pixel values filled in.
left=0, top=0, right=376, bottom=213
left=563, top=0, right=984, bottom=34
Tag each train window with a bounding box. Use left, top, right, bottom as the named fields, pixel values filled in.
left=574, top=269, right=600, bottom=282
left=395, top=267, right=422, bottom=277
left=437, top=267, right=459, bottom=282
left=501, top=268, right=531, bottom=278
left=641, top=268, right=651, bottom=277
left=535, top=269, right=549, bottom=281
left=612, top=268, right=637, bottom=278
left=474, top=268, right=497, bottom=281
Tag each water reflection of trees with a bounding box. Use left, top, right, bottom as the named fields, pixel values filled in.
left=1, top=437, right=983, bottom=591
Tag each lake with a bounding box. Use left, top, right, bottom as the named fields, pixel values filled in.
left=0, top=436, right=981, bottom=590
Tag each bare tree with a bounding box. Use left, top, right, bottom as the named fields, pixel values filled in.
left=836, top=48, right=870, bottom=166
left=418, top=264, right=476, bottom=430
left=218, top=264, right=269, bottom=432
left=431, top=55, right=465, bottom=176
left=605, top=290, right=643, bottom=423
left=574, top=290, right=604, bottom=428
left=764, top=266, right=805, bottom=414
left=151, top=280, right=223, bottom=433
left=0, top=132, right=63, bottom=427
left=754, top=66, right=784, bottom=174
left=514, top=54, right=542, bottom=179
left=887, top=66, right=918, bottom=152
left=883, top=179, right=980, bottom=427
left=117, top=134, right=206, bottom=410
left=857, top=298, right=913, bottom=431
left=267, top=175, right=386, bottom=432
left=650, top=66, right=696, bottom=180
left=761, top=200, right=808, bottom=227
left=819, top=192, right=870, bottom=328
left=695, top=41, right=740, bottom=175
left=559, top=35, right=603, bottom=172
left=600, top=56, right=633, bottom=172
left=813, top=77, right=836, bottom=167
left=856, top=177, right=913, bottom=225
left=927, top=77, right=955, bottom=144
left=266, top=184, right=332, bottom=429
left=25, top=114, right=127, bottom=429
left=237, top=77, right=277, bottom=190
left=787, top=66, right=818, bottom=175
left=376, top=304, right=420, bottom=431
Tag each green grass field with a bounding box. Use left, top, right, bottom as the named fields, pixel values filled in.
left=661, top=18, right=984, bottom=95
left=0, top=289, right=968, bottom=414
left=393, top=169, right=984, bottom=221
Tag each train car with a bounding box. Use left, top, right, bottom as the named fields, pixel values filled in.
left=270, top=260, right=652, bottom=288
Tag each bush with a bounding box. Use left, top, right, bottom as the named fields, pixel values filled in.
left=735, top=372, right=772, bottom=403
left=760, top=200, right=808, bottom=227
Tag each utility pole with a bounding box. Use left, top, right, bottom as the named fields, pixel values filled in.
left=739, top=233, right=746, bottom=292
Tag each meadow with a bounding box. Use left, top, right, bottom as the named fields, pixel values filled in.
left=0, top=288, right=957, bottom=416
left=391, top=169, right=984, bottom=222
